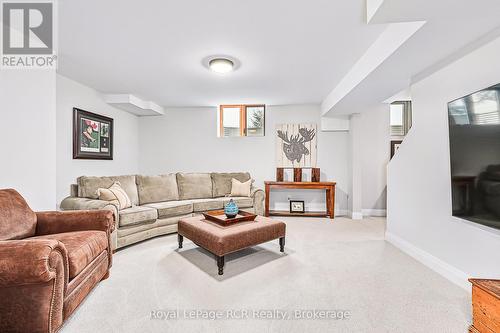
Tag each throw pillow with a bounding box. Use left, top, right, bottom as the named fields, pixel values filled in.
left=97, top=181, right=132, bottom=210
left=230, top=178, right=252, bottom=197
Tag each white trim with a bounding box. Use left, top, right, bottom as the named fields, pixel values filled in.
left=362, top=209, right=387, bottom=217
left=385, top=232, right=470, bottom=291
left=351, top=211, right=363, bottom=220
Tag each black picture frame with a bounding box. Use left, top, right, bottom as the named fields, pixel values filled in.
left=73, top=108, right=113, bottom=160
left=390, top=140, right=403, bottom=159
left=290, top=200, right=305, bottom=213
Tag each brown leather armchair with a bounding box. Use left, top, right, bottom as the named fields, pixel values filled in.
left=0, top=189, right=115, bottom=333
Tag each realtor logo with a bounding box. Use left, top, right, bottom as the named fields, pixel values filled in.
left=1, top=1, right=56, bottom=68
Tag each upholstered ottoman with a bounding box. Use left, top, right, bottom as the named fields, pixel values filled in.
left=177, top=215, right=286, bottom=275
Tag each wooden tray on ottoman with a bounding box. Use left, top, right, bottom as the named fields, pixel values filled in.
left=202, top=210, right=257, bottom=226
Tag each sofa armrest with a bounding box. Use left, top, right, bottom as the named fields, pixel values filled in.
left=0, top=239, right=68, bottom=332
left=250, top=187, right=265, bottom=216
left=60, top=196, right=118, bottom=216
left=0, top=239, right=68, bottom=287
left=35, top=210, right=115, bottom=236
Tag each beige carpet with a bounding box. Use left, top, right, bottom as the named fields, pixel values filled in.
left=61, top=217, right=471, bottom=333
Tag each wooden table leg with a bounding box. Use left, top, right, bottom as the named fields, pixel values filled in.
left=326, top=186, right=335, bottom=219
left=265, top=183, right=270, bottom=217
left=178, top=234, right=183, bottom=248
left=326, top=188, right=332, bottom=218
left=217, top=255, right=225, bottom=275
left=331, top=185, right=335, bottom=219
left=279, top=237, right=285, bottom=252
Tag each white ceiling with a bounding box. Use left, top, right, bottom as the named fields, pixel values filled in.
left=58, top=0, right=500, bottom=111
left=58, top=0, right=386, bottom=107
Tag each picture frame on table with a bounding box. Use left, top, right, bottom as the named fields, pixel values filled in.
left=290, top=200, right=305, bottom=213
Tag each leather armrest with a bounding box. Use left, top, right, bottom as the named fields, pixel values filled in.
left=35, top=210, right=115, bottom=236
left=0, top=239, right=68, bottom=332
left=0, top=239, right=68, bottom=287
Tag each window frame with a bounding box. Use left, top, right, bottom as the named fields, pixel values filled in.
left=390, top=101, right=412, bottom=137
left=219, top=104, right=265, bottom=137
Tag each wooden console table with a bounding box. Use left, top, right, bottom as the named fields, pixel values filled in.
left=264, top=181, right=336, bottom=219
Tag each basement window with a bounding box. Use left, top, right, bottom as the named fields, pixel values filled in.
left=218, top=105, right=265, bottom=137
left=390, top=101, right=412, bottom=136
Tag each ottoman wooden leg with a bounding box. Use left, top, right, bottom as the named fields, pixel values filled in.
left=217, top=255, right=225, bottom=275
left=178, top=234, right=183, bottom=249
left=279, top=237, right=285, bottom=252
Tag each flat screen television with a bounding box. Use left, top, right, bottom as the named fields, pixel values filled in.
left=448, top=83, right=500, bottom=230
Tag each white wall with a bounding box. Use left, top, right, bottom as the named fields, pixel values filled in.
left=0, top=71, right=389, bottom=215
left=387, top=36, right=500, bottom=289
left=360, top=105, right=390, bottom=214
left=347, top=108, right=390, bottom=219
left=56, top=75, right=139, bottom=205
left=138, top=104, right=351, bottom=214
left=0, top=71, right=56, bottom=210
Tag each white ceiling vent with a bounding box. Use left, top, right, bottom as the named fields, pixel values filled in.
left=103, top=94, right=164, bottom=116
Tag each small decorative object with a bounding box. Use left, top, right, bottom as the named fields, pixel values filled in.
left=311, top=168, right=321, bottom=182
left=224, top=199, right=239, bottom=218
left=276, top=123, right=317, bottom=167
left=276, top=167, right=321, bottom=182
left=276, top=167, right=284, bottom=182
left=293, top=168, right=302, bottom=182
left=390, top=140, right=403, bottom=159
left=73, top=108, right=113, bottom=160
left=290, top=200, right=305, bottom=213
left=203, top=209, right=256, bottom=226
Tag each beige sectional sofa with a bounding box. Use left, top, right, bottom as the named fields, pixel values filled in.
left=60, top=172, right=265, bottom=250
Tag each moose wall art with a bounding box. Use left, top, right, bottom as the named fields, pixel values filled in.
left=276, top=123, right=317, bottom=168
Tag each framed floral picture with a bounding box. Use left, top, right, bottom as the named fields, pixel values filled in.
left=73, top=108, right=113, bottom=160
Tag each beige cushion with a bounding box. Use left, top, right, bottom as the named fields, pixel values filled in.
left=223, top=197, right=253, bottom=208
left=97, top=182, right=132, bottom=210
left=211, top=172, right=251, bottom=197
left=144, top=201, right=193, bottom=218
left=96, top=188, right=119, bottom=207
left=230, top=178, right=252, bottom=197
left=176, top=173, right=213, bottom=200
left=117, top=215, right=185, bottom=237
left=136, top=174, right=179, bottom=205
left=77, top=175, right=139, bottom=205
left=189, top=198, right=224, bottom=212
left=119, top=206, right=158, bottom=227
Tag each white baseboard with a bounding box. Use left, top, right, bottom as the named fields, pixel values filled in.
left=351, top=211, right=363, bottom=220
left=362, top=209, right=387, bottom=217
left=385, top=232, right=470, bottom=291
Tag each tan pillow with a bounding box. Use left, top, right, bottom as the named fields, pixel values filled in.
left=230, top=178, right=252, bottom=197
left=96, top=188, right=120, bottom=207
left=97, top=182, right=132, bottom=210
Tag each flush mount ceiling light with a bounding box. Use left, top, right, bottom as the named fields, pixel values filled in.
left=208, top=58, right=234, bottom=74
